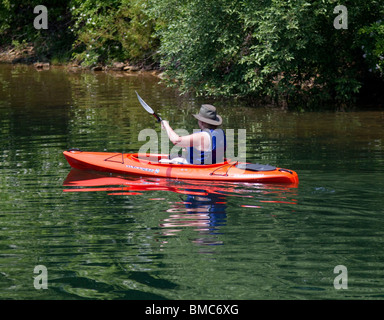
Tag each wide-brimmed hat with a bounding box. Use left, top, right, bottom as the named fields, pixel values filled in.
left=193, top=104, right=222, bottom=126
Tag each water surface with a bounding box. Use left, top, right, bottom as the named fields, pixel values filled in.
left=0, top=64, right=384, bottom=299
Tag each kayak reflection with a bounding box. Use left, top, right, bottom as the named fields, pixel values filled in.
left=63, top=169, right=298, bottom=195
left=63, top=169, right=298, bottom=246
left=63, top=169, right=244, bottom=196
left=63, top=169, right=231, bottom=246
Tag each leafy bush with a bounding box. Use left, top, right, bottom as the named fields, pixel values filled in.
left=149, top=0, right=384, bottom=109
left=359, top=20, right=384, bottom=76
left=0, top=0, right=74, bottom=62
left=70, top=0, right=159, bottom=66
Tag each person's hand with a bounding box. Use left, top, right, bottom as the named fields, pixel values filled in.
left=161, top=120, right=169, bottom=130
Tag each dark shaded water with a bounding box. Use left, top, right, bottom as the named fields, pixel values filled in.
left=1, top=64, right=384, bottom=299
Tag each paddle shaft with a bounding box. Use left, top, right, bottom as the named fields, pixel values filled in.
left=152, top=112, right=162, bottom=123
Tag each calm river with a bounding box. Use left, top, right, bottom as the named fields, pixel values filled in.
left=0, top=64, right=383, bottom=300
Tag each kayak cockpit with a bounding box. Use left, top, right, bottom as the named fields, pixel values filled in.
left=127, top=153, right=231, bottom=167
left=129, top=153, right=168, bottom=163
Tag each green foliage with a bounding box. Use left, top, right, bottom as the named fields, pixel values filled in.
left=0, top=0, right=74, bottom=60
left=11, top=39, right=28, bottom=51
left=70, top=0, right=159, bottom=66
left=150, top=0, right=384, bottom=108
left=0, top=0, right=11, bottom=34
left=359, top=20, right=384, bottom=76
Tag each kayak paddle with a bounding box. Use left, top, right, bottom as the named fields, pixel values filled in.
left=135, top=91, right=162, bottom=123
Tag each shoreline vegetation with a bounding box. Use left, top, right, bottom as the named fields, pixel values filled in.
left=0, top=43, right=164, bottom=77
left=1, top=0, right=383, bottom=110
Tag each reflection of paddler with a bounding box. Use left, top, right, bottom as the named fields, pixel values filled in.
left=162, top=192, right=227, bottom=233
left=184, top=193, right=227, bottom=229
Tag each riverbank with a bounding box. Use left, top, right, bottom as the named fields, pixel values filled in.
left=0, top=44, right=163, bottom=77
left=1, top=43, right=382, bottom=111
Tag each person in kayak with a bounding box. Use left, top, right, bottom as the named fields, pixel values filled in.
left=161, top=104, right=226, bottom=164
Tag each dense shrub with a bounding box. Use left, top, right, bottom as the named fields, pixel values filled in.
left=70, top=0, right=159, bottom=66
left=149, top=0, right=384, bottom=108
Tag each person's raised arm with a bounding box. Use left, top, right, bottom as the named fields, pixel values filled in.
left=161, top=121, right=209, bottom=150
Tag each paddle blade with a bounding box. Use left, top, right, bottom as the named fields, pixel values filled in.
left=135, top=91, right=154, bottom=114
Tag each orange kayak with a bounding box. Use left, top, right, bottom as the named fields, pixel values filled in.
left=63, top=150, right=299, bottom=184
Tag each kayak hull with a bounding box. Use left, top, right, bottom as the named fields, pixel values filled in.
left=63, top=150, right=299, bottom=184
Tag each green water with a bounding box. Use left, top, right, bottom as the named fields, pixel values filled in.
left=1, top=64, right=384, bottom=300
